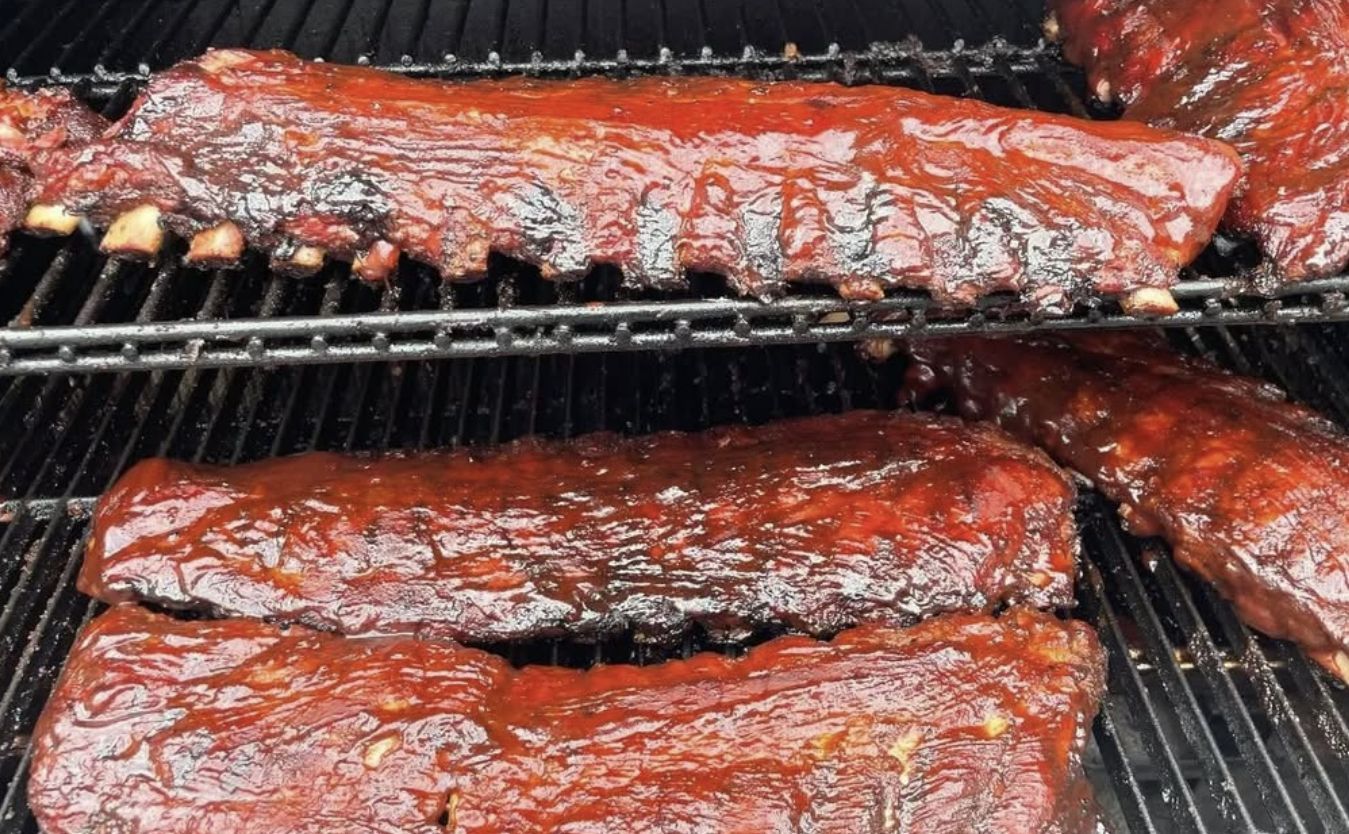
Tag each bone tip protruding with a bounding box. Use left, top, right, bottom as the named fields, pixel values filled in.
left=101, top=204, right=164, bottom=257
left=1042, top=12, right=1061, bottom=42
left=272, top=244, right=327, bottom=275
left=352, top=241, right=400, bottom=282
left=24, top=203, right=81, bottom=236
left=198, top=49, right=257, bottom=73
left=185, top=221, right=245, bottom=265
left=293, top=245, right=325, bottom=271
left=1327, top=650, right=1349, bottom=684
left=1121, top=287, right=1179, bottom=318
left=858, top=338, right=899, bottom=363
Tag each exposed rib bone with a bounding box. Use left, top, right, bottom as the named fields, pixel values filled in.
left=101, top=205, right=164, bottom=256
left=1120, top=287, right=1179, bottom=317
left=23, top=204, right=81, bottom=236
left=271, top=244, right=326, bottom=275
left=352, top=241, right=399, bottom=282
left=185, top=221, right=245, bottom=265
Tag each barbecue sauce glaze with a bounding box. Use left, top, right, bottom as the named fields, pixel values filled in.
left=33, top=48, right=1241, bottom=309
left=0, top=84, right=104, bottom=254
left=83, top=411, right=1078, bottom=642
left=908, top=332, right=1349, bottom=681
left=30, top=605, right=1106, bottom=834
left=1050, top=0, right=1349, bottom=283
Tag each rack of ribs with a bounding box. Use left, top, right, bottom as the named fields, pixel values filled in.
left=27, top=48, right=1242, bottom=313
left=80, top=410, right=1078, bottom=643
left=1047, top=0, right=1349, bottom=285
left=0, top=84, right=104, bottom=255
left=905, top=332, right=1349, bottom=681
left=29, top=605, right=1106, bottom=834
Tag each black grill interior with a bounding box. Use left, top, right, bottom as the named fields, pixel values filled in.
left=2, top=1, right=1349, bottom=833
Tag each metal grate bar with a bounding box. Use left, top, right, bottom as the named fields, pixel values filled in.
left=1082, top=508, right=1236, bottom=831
left=1152, top=553, right=1349, bottom=825
left=4, top=280, right=1349, bottom=376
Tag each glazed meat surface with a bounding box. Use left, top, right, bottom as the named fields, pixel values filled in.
left=1049, top=0, right=1349, bottom=283
left=82, top=411, right=1078, bottom=642
left=0, top=84, right=104, bottom=254
left=0, top=167, right=24, bottom=253
left=31, top=48, right=1242, bottom=311
left=906, top=332, right=1349, bottom=681
left=30, top=605, right=1106, bottom=834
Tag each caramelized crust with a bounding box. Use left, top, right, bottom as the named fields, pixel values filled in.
left=81, top=411, right=1078, bottom=642
left=32, top=48, right=1241, bottom=308
left=0, top=84, right=104, bottom=253
left=1049, top=0, right=1349, bottom=283
left=29, top=606, right=1106, bottom=834
left=906, top=332, right=1349, bottom=680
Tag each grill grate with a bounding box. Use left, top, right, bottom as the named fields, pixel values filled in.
left=0, top=0, right=1346, bottom=375
left=2, top=326, right=1349, bottom=833
left=2, top=1, right=1349, bottom=833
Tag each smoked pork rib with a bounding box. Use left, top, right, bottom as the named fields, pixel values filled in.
left=0, top=84, right=104, bottom=255
left=81, top=411, right=1078, bottom=642
left=29, top=605, right=1106, bottom=834
left=31, top=49, right=1242, bottom=311
left=906, top=332, right=1349, bottom=681
left=1048, top=0, right=1349, bottom=283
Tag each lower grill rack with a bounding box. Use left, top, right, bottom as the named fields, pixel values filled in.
left=3, top=328, right=1349, bottom=833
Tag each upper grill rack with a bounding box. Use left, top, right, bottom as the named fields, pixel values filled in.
left=0, top=0, right=1052, bottom=82
left=3, top=326, right=1349, bottom=833
left=1, top=0, right=1348, bottom=374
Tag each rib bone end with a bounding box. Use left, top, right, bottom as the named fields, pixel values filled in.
left=352, top=241, right=400, bottom=282
left=272, top=244, right=326, bottom=276
left=199, top=49, right=257, bottom=73
left=1317, top=649, right=1349, bottom=684
left=1120, top=288, right=1178, bottom=318
left=24, top=204, right=81, bottom=236
left=1042, top=12, right=1061, bottom=42
left=185, top=221, right=245, bottom=266
left=101, top=205, right=164, bottom=257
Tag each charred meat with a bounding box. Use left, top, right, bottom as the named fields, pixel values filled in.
left=82, top=411, right=1078, bottom=642
left=31, top=48, right=1242, bottom=312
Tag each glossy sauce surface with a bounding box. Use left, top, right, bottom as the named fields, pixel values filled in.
left=0, top=84, right=104, bottom=253
left=29, top=606, right=1105, bottom=834
left=33, top=48, right=1242, bottom=308
left=1051, top=0, right=1349, bottom=282
left=0, top=167, right=23, bottom=252
left=907, top=332, right=1349, bottom=679
left=84, top=411, right=1078, bottom=642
